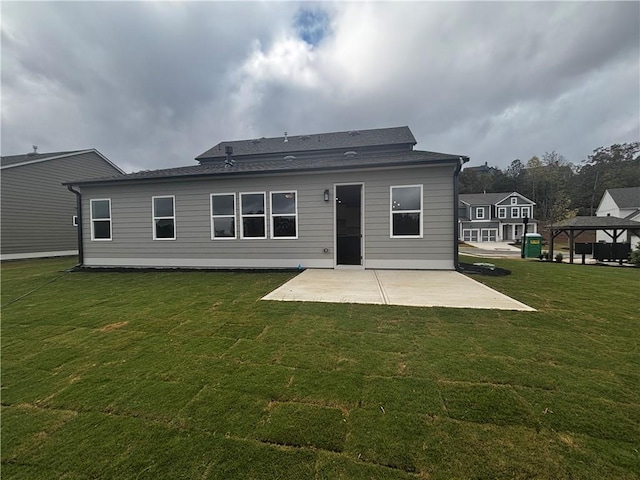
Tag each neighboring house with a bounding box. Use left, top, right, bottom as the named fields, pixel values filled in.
left=64, top=126, right=469, bottom=270
left=458, top=192, right=537, bottom=242
left=1, top=149, right=125, bottom=260
left=596, top=186, right=640, bottom=246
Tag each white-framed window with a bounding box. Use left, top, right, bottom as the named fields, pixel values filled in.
left=270, top=191, right=298, bottom=239
left=90, top=199, right=111, bottom=241
left=498, top=207, right=507, bottom=219
left=240, top=192, right=266, bottom=239
left=511, top=207, right=519, bottom=218
left=152, top=195, right=176, bottom=240
left=475, top=207, right=485, bottom=219
left=210, top=193, right=236, bottom=239
left=510, top=197, right=517, bottom=205
left=521, top=206, right=531, bottom=218
left=390, top=185, right=423, bottom=238
left=72, top=215, right=78, bottom=227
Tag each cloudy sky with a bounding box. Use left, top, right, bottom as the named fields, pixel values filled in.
left=2, top=1, right=638, bottom=172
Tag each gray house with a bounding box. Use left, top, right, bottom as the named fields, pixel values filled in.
left=1, top=149, right=124, bottom=260
left=459, top=192, right=537, bottom=242
left=65, top=126, right=469, bottom=270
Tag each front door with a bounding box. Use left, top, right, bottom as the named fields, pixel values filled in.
left=335, top=184, right=362, bottom=266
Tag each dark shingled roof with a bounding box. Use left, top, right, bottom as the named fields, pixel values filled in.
left=606, top=186, right=640, bottom=209
left=65, top=150, right=465, bottom=186
left=459, top=192, right=534, bottom=206
left=549, top=216, right=640, bottom=230
left=195, top=126, right=417, bottom=160
left=1, top=150, right=83, bottom=167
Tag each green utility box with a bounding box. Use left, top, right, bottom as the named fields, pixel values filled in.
left=523, top=233, right=543, bottom=258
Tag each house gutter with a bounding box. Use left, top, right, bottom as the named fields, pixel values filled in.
left=454, top=156, right=470, bottom=271
left=67, top=185, right=84, bottom=266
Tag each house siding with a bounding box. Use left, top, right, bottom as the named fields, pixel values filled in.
left=79, top=164, right=456, bottom=269
left=1, top=152, right=123, bottom=259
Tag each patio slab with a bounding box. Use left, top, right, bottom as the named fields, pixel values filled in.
left=262, top=269, right=536, bottom=311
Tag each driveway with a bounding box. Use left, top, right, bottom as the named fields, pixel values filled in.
left=262, top=269, right=535, bottom=311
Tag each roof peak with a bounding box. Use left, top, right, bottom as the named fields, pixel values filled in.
left=195, top=126, right=417, bottom=161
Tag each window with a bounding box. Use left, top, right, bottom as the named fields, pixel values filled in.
left=240, top=192, right=266, bottom=239
left=153, top=196, right=176, bottom=240
left=511, top=207, right=519, bottom=218
left=498, top=207, right=507, bottom=219
left=72, top=215, right=78, bottom=227
left=211, top=194, right=236, bottom=239
left=91, top=199, right=111, bottom=240
left=270, top=191, right=298, bottom=239
left=475, top=207, right=485, bottom=219
left=511, top=197, right=517, bottom=205
left=390, top=185, right=422, bottom=237
left=521, top=206, right=531, bottom=218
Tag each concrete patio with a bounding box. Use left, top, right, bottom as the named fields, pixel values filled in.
left=262, top=269, right=536, bottom=311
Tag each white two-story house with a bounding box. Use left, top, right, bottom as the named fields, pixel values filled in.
left=459, top=192, right=537, bottom=242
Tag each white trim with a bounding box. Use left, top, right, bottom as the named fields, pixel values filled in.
left=510, top=197, right=518, bottom=205
left=511, top=207, right=519, bottom=218
left=334, top=182, right=365, bottom=267
left=152, top=195, right=176, bottom=240
left=83, top=257, right=334, bottom=269
left=240, top=192, right=267, bottom=239
left=72, top=215, right=78, bottom=227
left=1, top=149, right=125, bottom=174
left=495, top=192, right=535, bottom=206
left=390, top=184, right=423, bottom=238
left=475, top=207, right=485, bottom=219
left=90, top=198, right=112, bottom=241
left=498, top=207, right=507, bottom=219
left=521, top=206, right=531, bottom=219
left=270, top=190, right=298, bottom=240
left=365, top=259, right=454, bottom=270
left=210, top=193, right=237, bottom=240
left=1, top=250, right=78, bottom=261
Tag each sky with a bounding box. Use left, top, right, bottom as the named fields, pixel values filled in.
left=2, top=1, right=639, bottom=173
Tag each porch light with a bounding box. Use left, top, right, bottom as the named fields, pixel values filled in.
left=324, top=189, right=330, bottom=202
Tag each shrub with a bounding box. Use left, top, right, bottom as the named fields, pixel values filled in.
left=629, top=242, right=640, bottom=265
left=555, top=252, right=564, bottom=263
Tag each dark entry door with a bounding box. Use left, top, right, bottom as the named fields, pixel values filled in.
left=335, top=184, right=362, bottom=265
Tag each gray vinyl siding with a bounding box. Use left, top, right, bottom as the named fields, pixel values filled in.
left=1, top=152, right=123, bottom=257
left=79, top=164, right=456, bottom=268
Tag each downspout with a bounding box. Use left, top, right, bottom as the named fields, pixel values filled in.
left=454, top=156, right=470, bottom=271
left=67, top=185, right=84, bottom=266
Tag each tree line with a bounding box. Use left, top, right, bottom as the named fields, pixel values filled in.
left=459, top=142, right=640, bottom=224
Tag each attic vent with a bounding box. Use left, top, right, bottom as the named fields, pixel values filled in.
left=284, top=155, right=296, bottom=161
left=344, top=151, right=358, bottom=157
left=300, top=135, right=311, bottom=141
left=348, top=131, right=360, bottom=136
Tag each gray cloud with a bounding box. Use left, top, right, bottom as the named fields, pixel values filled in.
left=2, top=1, right=638, bottom=173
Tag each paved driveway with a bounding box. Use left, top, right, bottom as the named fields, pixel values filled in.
left=262, top=269, right=535, bottom=311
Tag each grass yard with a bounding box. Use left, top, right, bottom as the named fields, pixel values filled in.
left=1, top=256, right=639, bottom=479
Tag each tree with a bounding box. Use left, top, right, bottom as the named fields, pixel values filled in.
left=572, top=142, right=640, bottom=215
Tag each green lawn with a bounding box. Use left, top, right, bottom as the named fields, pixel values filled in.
left=1, top=256, right=638, bottom=479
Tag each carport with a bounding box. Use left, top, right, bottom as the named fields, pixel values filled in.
left=548, top=216, right=640, bottom=264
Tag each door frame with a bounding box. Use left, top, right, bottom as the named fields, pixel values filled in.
left=334, top=182, right=365, bottom=269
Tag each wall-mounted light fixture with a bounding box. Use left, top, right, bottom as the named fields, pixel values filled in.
left=324, top=189, right=330, bottom=202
